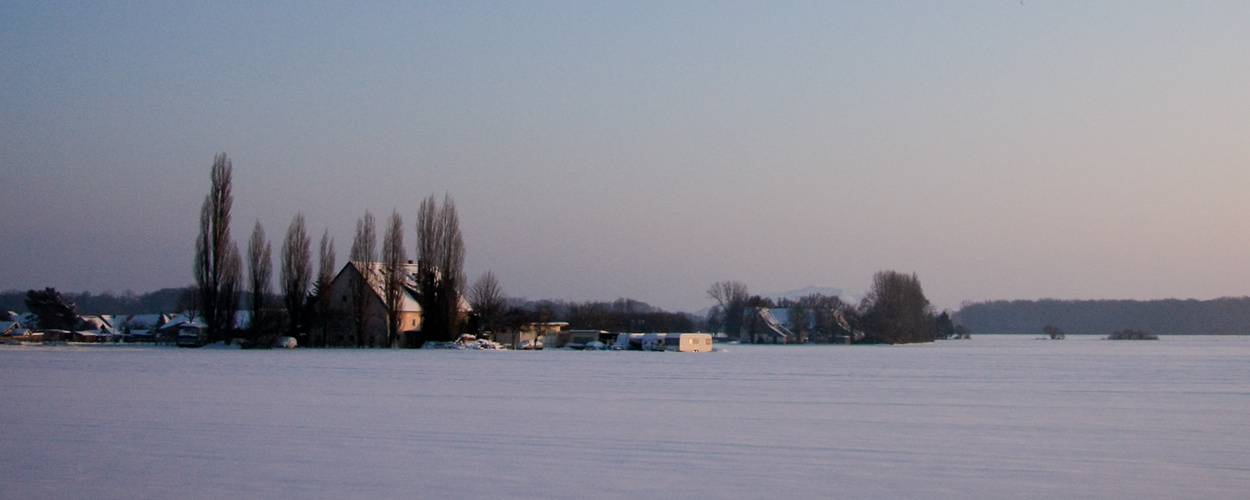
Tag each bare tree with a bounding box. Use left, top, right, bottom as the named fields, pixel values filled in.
left=247, top=220, right=273, bottom=339
left=469, top=271, right=506, bottom=337
left=195, top=153, right=240, bottom=343
left=177, top=284, right=201, bottom=322
left=707, top=281, right=749, bottom=340
left=349, top=211, right=376, bottom=347
left=281, top=213, right=312, bottom=339
left=381, top=210, right=407, bottom=347
left=350, top=211, right=377, bottom=264
left=315, top=230, right=336, bottom=296
left=438, top=196, right=466, bottom=338
left=787, top=299, right=809, bottom=343
left=310, top=229, right=336, bottom=346
left=415, top=194, right=466, bottom=344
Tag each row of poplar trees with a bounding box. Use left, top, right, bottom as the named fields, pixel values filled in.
left=193, top=153, right=469, bottom=347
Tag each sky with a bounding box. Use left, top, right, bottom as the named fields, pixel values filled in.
left=3, top=1, right=1249, bottom=313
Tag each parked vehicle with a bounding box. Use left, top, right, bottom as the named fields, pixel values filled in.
left=174, top=323, right=207, bottom=348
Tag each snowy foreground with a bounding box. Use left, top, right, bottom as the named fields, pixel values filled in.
left=3, top=336, right=1248, bottom=499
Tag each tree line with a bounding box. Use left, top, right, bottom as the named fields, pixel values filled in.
left=0, top=287, right=187, bottom=316
left=954, top=297, right=1250, bottom=335
left=490, top=297, right=698, bottom=334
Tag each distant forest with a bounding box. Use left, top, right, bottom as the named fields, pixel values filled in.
left=0, top=288, right=187, bottom=316
left=954, top=297, right=1250, bottom=335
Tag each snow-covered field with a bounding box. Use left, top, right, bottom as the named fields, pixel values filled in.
left=3, top=336, right=1248, bottom=499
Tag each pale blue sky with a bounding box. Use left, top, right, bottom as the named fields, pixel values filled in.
left=3, top=1, right=1249, bottom=312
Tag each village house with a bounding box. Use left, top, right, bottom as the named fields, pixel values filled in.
left=1, top=317, right=21, bottom=338
left=117, top=313, right=170, bottom=342
left=740, top=307, right=795, bottom=344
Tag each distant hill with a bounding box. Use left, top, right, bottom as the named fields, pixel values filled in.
left=954, top=297, right=1250, bottom=335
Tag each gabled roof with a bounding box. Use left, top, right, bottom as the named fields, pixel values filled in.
left=78, top=315, right=112, bottom=331
left=336, top=261, right=474, bottom=314
left=348, top=261, right=422, bottom=313
left=752, top=308, right=795, bottom=340
left=123, top=314, right=169, bottom=329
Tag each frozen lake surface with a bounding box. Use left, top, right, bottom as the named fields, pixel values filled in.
left=4, top=335, right=1249, bottom=499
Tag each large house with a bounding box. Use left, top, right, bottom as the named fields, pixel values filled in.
left=314, top=261, right=471, bottom=347
left=315, top=261, right=420, bottom=347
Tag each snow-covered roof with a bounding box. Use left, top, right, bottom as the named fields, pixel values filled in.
left=163, top=312, right=195, bottom=326
left=78, top=315, right=113, bottom=331
left=163, top=321, right=204, bottom=331
left=335, top=261, right=476, bottom=314
left=350, top=261, right=424, bottom=313
left=756, top=308, right=794, bottom=339
left=123, top=314, right=168, bottom=329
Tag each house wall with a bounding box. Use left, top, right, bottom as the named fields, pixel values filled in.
left=320, top=265, right=393, bottom=347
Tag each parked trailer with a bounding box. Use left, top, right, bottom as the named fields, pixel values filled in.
left=664, top=333, right=714, bottom=352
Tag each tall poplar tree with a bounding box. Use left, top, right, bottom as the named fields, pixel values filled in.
left=381, top=210, right=406, bottom=347
left=247, top=220, right=272, bottom=338
left=415, top=194, right=465, bottom=344
left=195, top=153, right=241, bottom=343
left=349, top=211, right=376, bottom=346
left=281, top=213, right=312, bottom=338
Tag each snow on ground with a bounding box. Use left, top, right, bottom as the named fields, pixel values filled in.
left=2, top=336, right=1248, bottom=499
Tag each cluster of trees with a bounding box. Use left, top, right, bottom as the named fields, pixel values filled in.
left=192, top=153, right=476, bottom=347
left=856, top=271, right=937, bottom=344
left=954, top=297, right=1250, bottom=335
left=706, top=271, right=953, bottom=345
left=21, top=288, right=80, bottom=331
